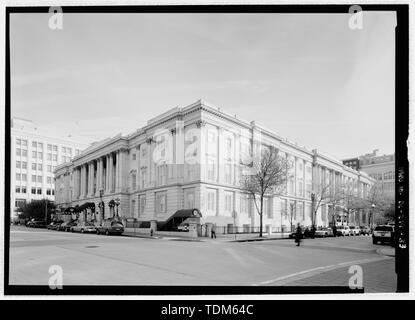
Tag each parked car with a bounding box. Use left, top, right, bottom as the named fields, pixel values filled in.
left=372, top=225, right=395, bottom=245
left=71, top=222, right=97, bottom=234
left=336, top=225, right=351, bottom=236
left=359, top=226, right=371, bottom=236
left=96, top=220, right=124, bottom=235
left=47, top=221, right=63, bottom=230
left=26, top=219, right=46, bottom=228
left=58, top=221, right=78, bottom=232
left=314, top=227, right=334, bottom=237
left=349, top=226, right=360, bottom=236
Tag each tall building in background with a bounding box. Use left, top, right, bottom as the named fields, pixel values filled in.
left=343, top=149, right=395, bottom=200
left=11, top=117, right=89, bottom=220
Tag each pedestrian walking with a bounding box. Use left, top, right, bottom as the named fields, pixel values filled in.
left=294, top=223, right=302, bottom=246
left=333, top=225, right=337, bottom=237
left=211, top=224, right=216, bottom=239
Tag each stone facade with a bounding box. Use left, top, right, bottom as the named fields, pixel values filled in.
left=55, top=100, right=374, bottom=230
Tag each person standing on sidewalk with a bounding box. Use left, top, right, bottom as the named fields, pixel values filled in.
left=295, top=223, right=302, bottom=246
left=211, top=224, right=216, bottom=239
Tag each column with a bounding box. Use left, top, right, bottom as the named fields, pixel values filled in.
left=84, top=164, right=88, bottom=198
left=80, top=165, right=84, bottom=198
left=109, top=153, right=114, bottom=193
left=96, top=158, right=102, bottom=196
left=87, top=162, right=91, bottom=197
left=115, top=150, right=120, bottom=192
left=105, top=155, right=110, bottom=193
left=119, top=149, right=126, bottom=192
left=136, top=145, right=141, bottom=190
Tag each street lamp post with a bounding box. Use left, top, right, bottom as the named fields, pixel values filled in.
left=370, top=203, right=376, bottom=230
left=99, top=189, right=104, bottom=220
left=115, top=198, right=120, bottom=218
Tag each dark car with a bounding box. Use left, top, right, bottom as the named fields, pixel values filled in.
left=27, top=220, right=46, bottom=228
left=47, top=221, right=63, bottom=230
left=58, top=221, right=78, bottom=232
left=359, top=226, right=371, bottom=236
left=372, top=225, right=395, bottom=245
left=96, top=220, right=124, bottom=235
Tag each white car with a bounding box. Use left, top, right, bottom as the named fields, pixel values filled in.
left=349, top=226, right=360, bottom=236
left=336, top=225, right=351, bottom=236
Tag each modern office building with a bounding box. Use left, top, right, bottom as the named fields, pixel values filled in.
left=54, top=100, right=374, bottom=232
left=343, top=149, right=395, bottom=200
left=11, top=117, right=89, bottom=219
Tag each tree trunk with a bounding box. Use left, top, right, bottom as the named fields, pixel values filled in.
left=259, top=198, right=263, bottom=237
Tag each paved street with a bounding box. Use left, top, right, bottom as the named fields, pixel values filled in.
left=9, top=226, right=396, bottom=292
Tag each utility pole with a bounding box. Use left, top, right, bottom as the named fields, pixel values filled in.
left=45, top=199, right=48, bottom=224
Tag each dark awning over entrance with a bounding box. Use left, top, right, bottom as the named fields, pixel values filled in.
left=159, top=209, right=202, bottom=231
left=78, top=202, right=96, bottom=211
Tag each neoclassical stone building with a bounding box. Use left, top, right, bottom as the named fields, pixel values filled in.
left=54, top=100, right=374, bottom=231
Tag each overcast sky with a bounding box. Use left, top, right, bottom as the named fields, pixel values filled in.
left=10, top=12, right=396, bottom=159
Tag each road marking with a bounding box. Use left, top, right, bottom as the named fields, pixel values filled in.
left=254, top=256, right=392, bottom=286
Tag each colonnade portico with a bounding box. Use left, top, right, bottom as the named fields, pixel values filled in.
left=72, top=149, right=128, bottom=201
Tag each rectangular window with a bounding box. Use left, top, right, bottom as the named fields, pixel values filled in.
left=37, top=188, right=42, bottom=195
left=225, top=163, right=232, bottom=184
left=31, top=188, right=36, bottom=194
left=32, top=175, right=36, bottom=183
left=32, top=163, right=37, bottom=170
left=207, top=158, right=215, bottom=181
left=46, top=189, right=51, bottom=195
left=32, top=151, right=36, bottom=158
left=22, top=174, right=27, bottom=181
left=21, top=187, right=26, bottom=193
left=16, top=161, right=21, bottom=168
left=22, top=149, right=27, bottom=157
left=38, top=142, right=43, bottom=149
left=22, top=139, right=27, bottom=146
left=16, top=173, right=21, bottom=181
left=132, top=154, right=136, bottom=161
left=37, top=164, right=42, bottom=171
left=305, top=183, right=311, bottom=198
left=298, top=181, right=303, bottom=197
left=207, top=190, right=216, bottom=213
left=62, top=146, right=66, bottom=153
left=37, top=175, right=42, bottom=183
left=139, top=195, right=146, bottom=216
left=32, top=141, right=37, bottom=148
left=22, top=161, right=27, bottom=169
left=47, top=153, right=52, bottom=160
left=47, top=165, right=52, bottom=172
left=141, top=169, right=147, bottom=188
left=37, top=152, right=42, bottom=159
left=132, top=174, right=137, bottom=190
left=184, top=189, right=195, bottom=209
left=47, top=177, right=52, bottom=184
left=53, top=154, right=57, bottom=161
left=16, top=139, right=21, bottom=145
left=156, top=192, right=167, bottom=213
left=226, top=137, right=232, bottom=158
left=47, top=144, right=52, bottom=151
left=131, top=200, right=136, bottom=217
left=16, top=148, right=21, bottom=156
left=53, top=145, right=58, bottom=152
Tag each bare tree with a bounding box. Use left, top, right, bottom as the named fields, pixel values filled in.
left=240, top=146, right=291, bottom=237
